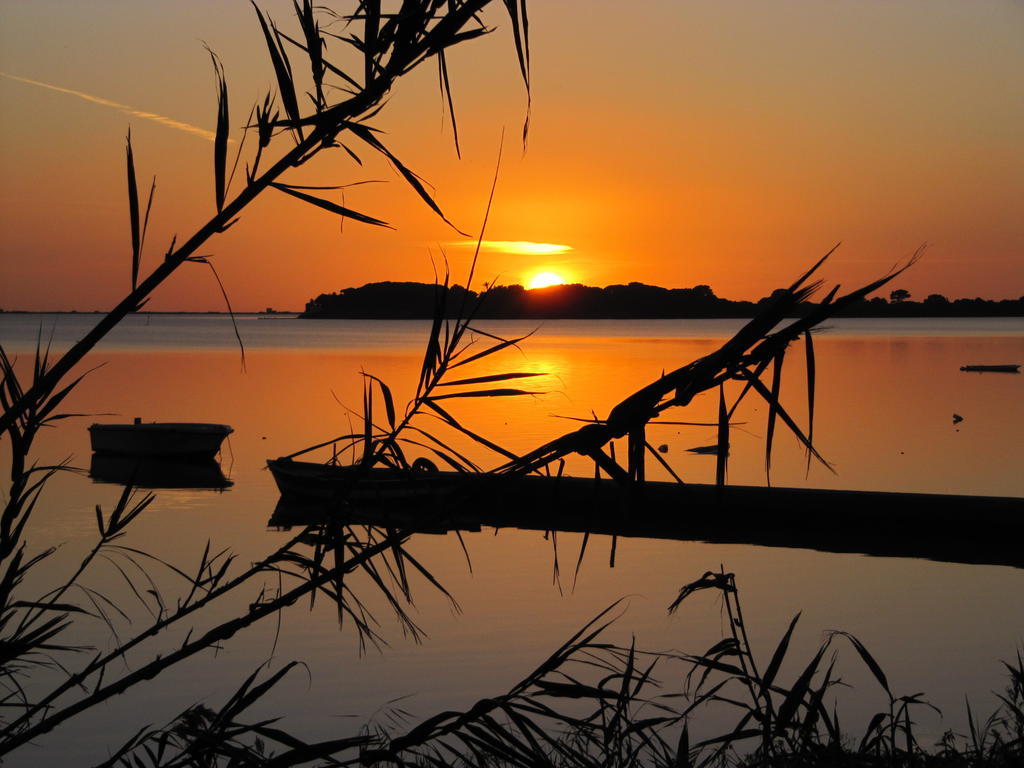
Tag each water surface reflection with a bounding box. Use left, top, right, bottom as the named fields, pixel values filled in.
left=2, top=316, right=1021, bottom=765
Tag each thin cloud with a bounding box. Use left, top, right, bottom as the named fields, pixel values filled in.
left=1, top=71, right=219, bottom=141
left=449, top=240, right=573, bottom=255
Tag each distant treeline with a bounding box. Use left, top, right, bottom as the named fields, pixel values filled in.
left=301, top=282, right=1024, bottom=319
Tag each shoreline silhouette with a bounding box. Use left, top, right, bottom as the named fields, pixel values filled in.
left=299, top=280, right=1024, bottom=319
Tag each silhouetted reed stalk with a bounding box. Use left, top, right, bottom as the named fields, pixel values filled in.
left=353, top=572, right=1021, bottom=767
left=1, top=527, right=411, bottom=755
left=498, top=247, right=923, bottom=491
left=0, top=0, right=530, bottom=437
left=281, top=246, right=921, bottom=501
left=282, top=144, right=544, bottom=478
left=101, top=572, right=1020, bottom=766
left=2, top=3, right=1014, bottom=765
left=1, top=1, right=530, bottom=760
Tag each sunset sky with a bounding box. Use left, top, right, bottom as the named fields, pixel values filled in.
left=1, top=1, right=1021, bottom=311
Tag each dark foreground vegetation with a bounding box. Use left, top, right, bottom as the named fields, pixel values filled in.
left=301, top=281, right=1024, bottom=319
left=2, top=2, right=1020, bottom=767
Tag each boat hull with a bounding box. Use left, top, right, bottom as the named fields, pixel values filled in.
left=89, top=423, right=232, bottom=459
left=267, top=458, right=460, bottom=505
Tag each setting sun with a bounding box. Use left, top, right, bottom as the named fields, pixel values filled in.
left=527, top=271, right=566, bottom=289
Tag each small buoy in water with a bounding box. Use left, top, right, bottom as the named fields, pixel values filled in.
left=658, top=444, right=669, bottom=453
left=952, top=413, right=963, bottom=424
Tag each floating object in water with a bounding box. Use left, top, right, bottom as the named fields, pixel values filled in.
left=959, top=364, right=1020, bottom=373
left=686, top=444, right=726, bottom=455
left=952, top=413, right=963, bottom=424
left=268, top=458, right=456, bottom=504
left=89, top=419, right=233, bottom=459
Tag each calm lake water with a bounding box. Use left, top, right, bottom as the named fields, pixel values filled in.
left=2, top=313, right=1022, bottom=764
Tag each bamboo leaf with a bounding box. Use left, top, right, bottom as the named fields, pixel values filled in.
left=804, top=329, right=816, bottom=476
left=670, top=571, right=735, bottom=614
left=347, top=123, right=468, bottom=235
left=270, top=183, right=391, bottom=227
left=126, top=130, right=140, bottom=291
left=644, top=440, right=686, bottom=485
left=35, top=369, right=93, bottom=424
left=339, top=142, right=363, bottom=164
left=377, top=379, right=395, bottom=430
left=252, top=2, right=302, bottom=137
left=449, top=332, right=533, bottom=369
left=362, top=379, right=373, bottom=462
left=715, top=384, right=728, bottom=488
left=402, top=425, right=481, bottom=471
left=267, top=180, right=382, bottom=191
left=501, top=0, right=531, bottom=146
left=427, top=388, right=538, bottom=401
left=775, top=643, right=829, bottom=733
left=857, top=711, right=889, bottom=754
left=417, top=275, right=449, bottom=397
left=207, top=46, right=229, bottom=213
left=138, top=176, right=156, bottom=269
left=363, top=0, right=379, bottom=87
left=788, top=243, right=839, bottom=292
left=803, top=659, right=839, bottom=744
left=694, top=728, right=762, bottom=748
left=675, top=721, right=692, bottom=768
left=737, top=366, right=834, bottom=473
left=764, top=347, right=785, bottom=486
left=833, top=631, right=891, bottom=697
left=761, top=612, right=801, bottom=691
left=438, top=49, right=461, bottom=158
left=422, top=400, right=519, bottom=460
left=293, top=0, right=325, bottom=110
left=532, top=680, right=614, bottom=699
left=438, top=372, right=542, bottom=387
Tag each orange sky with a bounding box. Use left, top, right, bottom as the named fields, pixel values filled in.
left=1, top=1, right=1022, bottom=311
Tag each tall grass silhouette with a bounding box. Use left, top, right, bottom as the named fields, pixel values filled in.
left=2, top=2, right=1017, bottom=766
left=0, top=1, right=531, bottom=761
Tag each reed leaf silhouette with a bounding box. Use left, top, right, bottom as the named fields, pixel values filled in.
left=123, top=133, right=157, bottom=294
left=0, top=0, right=531, bottom=438
left=208, top=46, right=230, bottom=213
left=1, top=2, right=531, bottom=762
left=6, top=4, right=1015, bottom=766
left=495, top=248, right=922, bottom=491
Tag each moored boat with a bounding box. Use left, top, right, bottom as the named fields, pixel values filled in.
left=267, top=457, right=459, bottom=505
left=89, top=419, right=233, bottom=459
